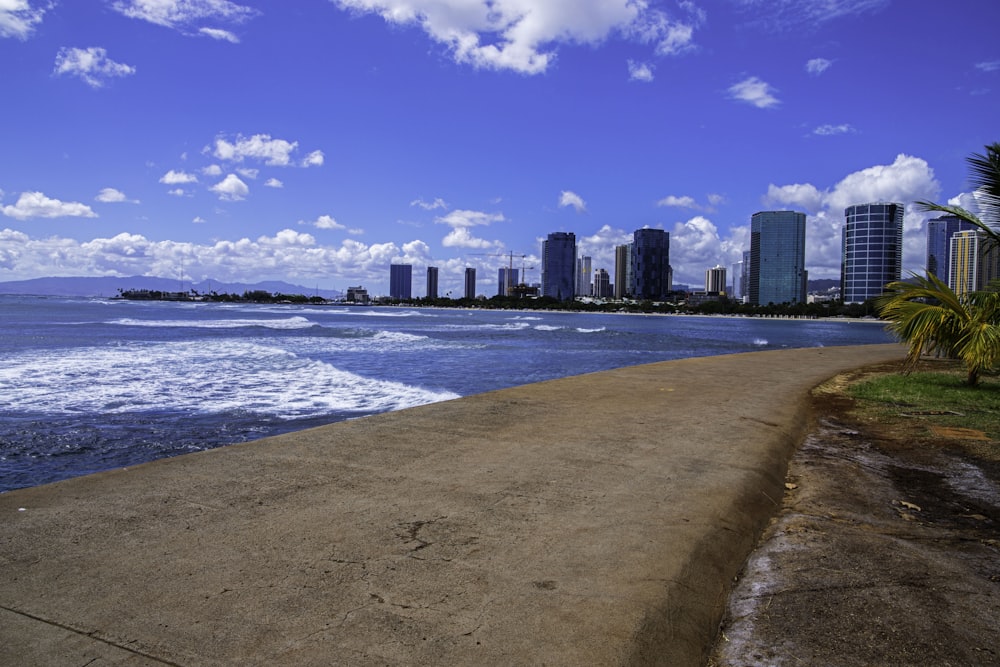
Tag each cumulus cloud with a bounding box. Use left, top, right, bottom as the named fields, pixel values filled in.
left=264, top=178, right=283, bottom=188
left=411, top=197, right=448, bottom=210
left=805, top=57, right=832, bottom=75
left=0, top=0, right=48, bottom=39
left=728, top=76, right=779, bottom=108
left=202, top=164, right=223, bottom=176
left=2, top=191, right=98, bottom=220
left=237, top=167, right=259, bottom=179
left=627, top=60, right=654, bottom=82
left=209, top=174, right=249, bottom=201
left=53, top=47, right=136, bottom=88
left=96, top=187, right=138, bottom=203
left=209, top=133, right=323, bottom=168
left=559, top=190, right=587, bottom=213
left=657, top=195, right=698, bottom=209
left=306, top=214, right=345, bottom=230
left=435, top=208, right=504, bottom=248
left=110, top=0, right=258, bottom=37
left=766, top=153, right=941, bottom=279
left=330, top=0, right=704, bottom=75
left=160, top=169, right=198, bottom=185
left=193, top=216, right=206, bottom=223
left=813, top=123, right=856, bottom=136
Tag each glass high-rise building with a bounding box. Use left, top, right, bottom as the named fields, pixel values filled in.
left=464, top=267, right=476, bottom=300
left=926, top=215, right=978, bottom=282
left=426, top=266, right=438, bottom=299
left=593, top=268, right=611, bottom=298
left=576, top=256, right=592, bottom=297
left=749, top=211, right=806, bottom=306
left=389, top=264, right=412, bottom=300
left=497, top=267, right=519, bottom=296
left=614, top=243, right=631, bottom=299
left=841, top=203, right=903, bottom=304
left=630, top=228, right=671, bottom=300
left=541, top=232, right=576, bottom=301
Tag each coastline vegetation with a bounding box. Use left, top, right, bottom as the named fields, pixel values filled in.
left=877, top=142, right=1000, bottom=387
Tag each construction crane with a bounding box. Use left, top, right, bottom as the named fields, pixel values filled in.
left=468, top=250, right=528, bottom=296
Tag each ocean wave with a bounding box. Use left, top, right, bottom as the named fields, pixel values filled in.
left=0, top=340, right=458, bottom=419
left=534, top=324, right=562, bottom=331
left=576, top=327, right=606, bottom=333
left=753, top=338, right=768, bottom=346
left=110, top=316, right=317, bottom=330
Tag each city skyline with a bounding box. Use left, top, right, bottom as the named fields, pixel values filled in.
left=1, top=1, right=997, bottom=297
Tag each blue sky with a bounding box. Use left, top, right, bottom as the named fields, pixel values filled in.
left=1, top=0, right=997, bottom=296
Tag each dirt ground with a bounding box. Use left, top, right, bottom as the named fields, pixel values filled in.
left=708, top=363, right=1000, bottom=666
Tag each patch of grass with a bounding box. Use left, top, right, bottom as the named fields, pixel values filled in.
left=847, top=364, right=1000, bottom=442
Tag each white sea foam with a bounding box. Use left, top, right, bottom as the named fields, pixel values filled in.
left=753, top=338, right=768, bottom=346
left=509, top=315, right=542, bottom=321
left=534, top=325, right=562, bottom=331
left=110, top=316, right=317, bottom=330
left=576, top=327, right=606, bottom=333
left=0, top=340, right=458, bottom=419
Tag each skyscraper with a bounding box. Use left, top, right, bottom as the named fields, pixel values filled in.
left=464, top=267, right=476, bottom=300
left=630, top=228, right=671, bottom=300
left=731, top=257, right=744, bottom=300
left=950, top=229, right=1000, bottom=296
left=614, top=243, right=631, bottom=300
left=749, top=211, right=806, bottom=306
left=926, top=215, right=978, bottom=281
left=705, top=265, right=727, bottom=294
left=497, top=267, right=519, bottom=296
left=426, top=266, right=438, bottom=299
left=389, top=264, right=412, bottom=300
left=841, top=203, right=903, bottom=304
left=541, top=232, right=576, bottom=301
left=576, top=256, right=592, bottom=297
left=592, top=268, right=611, bottom=298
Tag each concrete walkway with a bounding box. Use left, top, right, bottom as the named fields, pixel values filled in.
left=1, top=344, right=903, bottom=666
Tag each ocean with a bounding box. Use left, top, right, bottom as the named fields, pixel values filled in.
left=0, top=295, right=894, bottom=493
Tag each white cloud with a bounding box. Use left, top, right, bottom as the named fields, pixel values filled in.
left=0, top=0, right=47, bottom=39
left=435, top=209, right=504, bottom=228
left=264, top=178, right=283, bottom=188
left=2, top=191, right=98, bottom=220
left=627, top=59, right=654, bottom=82
left=764, top=183, right=824, bottom=213
left=209, top=174, right=249, bottom=201
left=110, top=0, right=258, bottom=36
left=805, top=58, right=832, bottom=75
left=558, top=190, right=587, bottom=213
left=199, top=27, right=239, bottom=42
left=193, top=216, right=206, bottom=223
left=766, top=153, right=941, bottom=279
left=160, top=169, right=198, bottom=184
left=95, top=187, right=138, bottom=203
left=53, top=47, right=136, bottom=88
left=411, top=197, right=448, bottom=210
left=167, top=188, right=187, bottom=197
left=813, top=123, right=856, bottom=136
left=441, top=227, right=497, bottom=249
left=302, top=150, right=325, bottom=167
left=307, top=214, right=345, bottom=230
left=237, top=167, right=259, bottom=179
left=202, top=164, right=223, bottom=176
left=657, top=195, right=698, bottom=209
left=976, top=60, right=1000, bottom=73
left=210, top=133, right=323, bottom=168
left=728, top=76, right=779, bottom=108
left=330, top=0, right=703, bottom=75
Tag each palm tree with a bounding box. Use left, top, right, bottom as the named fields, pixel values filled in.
left=877, top=272, right=1000, bottom=386
left=917, top=142, right=1000, bottom=250
left=878, top=143, right=1000, bottom=385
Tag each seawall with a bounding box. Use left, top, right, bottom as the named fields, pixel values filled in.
left=0, top=344, right=903, bottom=666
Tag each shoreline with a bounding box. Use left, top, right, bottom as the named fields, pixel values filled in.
left=1, top=344, right=904, bottom=665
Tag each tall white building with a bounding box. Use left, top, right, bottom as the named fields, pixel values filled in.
left=950, top=229, right=1000, bottom=296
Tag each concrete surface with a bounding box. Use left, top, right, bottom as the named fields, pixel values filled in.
left=0, top=344, right=903, bottom=666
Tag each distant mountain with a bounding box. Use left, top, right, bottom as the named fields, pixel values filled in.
left=0, top=276, right=343, bottom=299
left=807, top=278, right=840, bottom=293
